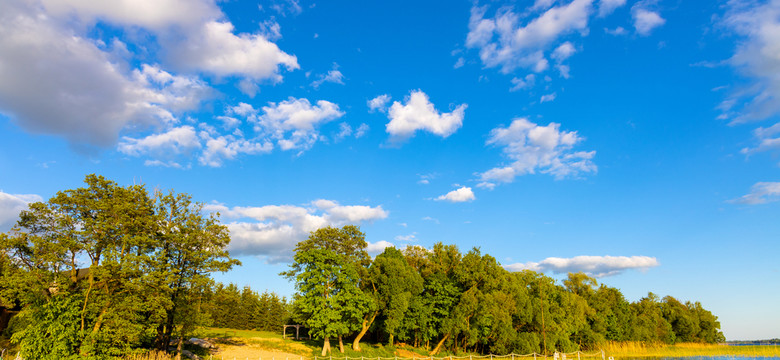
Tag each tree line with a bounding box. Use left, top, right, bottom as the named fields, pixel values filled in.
left=0, top=175, right=725, bottom=359
left=203, top=282, right=290, bottom=332
left=284, top=226, right=725, bottom=356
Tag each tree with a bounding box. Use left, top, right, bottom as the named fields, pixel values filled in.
left=370, top=247, right=423, bottom=346
left=282, top=226, right=373, bottom=356
left=0, top=175, right=238, bottom=358
left=148, top=190, right=239, bottom=352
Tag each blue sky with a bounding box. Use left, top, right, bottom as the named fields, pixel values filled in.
left=1, top=0, right=779, bottom=341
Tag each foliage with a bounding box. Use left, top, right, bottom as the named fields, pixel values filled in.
left=0, top=174, right=238, bottom=358
left=282, top=226, right=374, bottom=355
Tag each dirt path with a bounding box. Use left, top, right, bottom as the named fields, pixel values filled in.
left=208, top=338, right=311, bottom=360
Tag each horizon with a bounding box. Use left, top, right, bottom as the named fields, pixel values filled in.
left=1, top=0, right=779, bottom=341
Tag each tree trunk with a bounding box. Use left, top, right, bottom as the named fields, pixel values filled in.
left=338, top=335, right=344, bottom=353
left=431, top=333, right=450, bottom=355
left=352, top=309, right=378, bottom=351
left=175, top=333, right=184, bottom=360
left=388, top=334, right=394, bottom=347
left=322, top=336, right=332, bottom=356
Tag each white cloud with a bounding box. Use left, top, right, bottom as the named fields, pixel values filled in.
left=368, top=94, right=392, bottom=113
left=394, top=233, right=417, bottom=242
left=418, top=173, right=436, bottom=185
left=465, top=0, right=593, bottom=74
left=0, top=3, right=212, bottom=147
left=435, top=186, right=476, bottom=203
left=0, top=191, right=43, bottom=232
left=719, top=1, right=780, bottom=127
left=198, top=134, right=273, bottom=167
left=511, top=74, right=537, bottom=92
left=0, top=0, right=297, bottom=149
left=504, top=255, right=660, bottom=277
left=41, top=0, right=219, bottom=30
left=478, top=117, right=596, bottom=188
left=270, top=0, right=302, bottom=16
left=355, top=123, right=370, bottom=138
left=605, top=26, right=627, bottom=36
left=334, top=122, right=353, bottom=141
left=741, top=123, right=780, bottom=157
left=632, top=8, right=665, bottom=36
left=422, top=216, right=440, bottom=224
left=311, top=64, right=345, bottom=89
left=256, top=97, right=345, bottom=151
left=366, top=240, right=395, bottom=255
left=168, top=20, right=299, bottom=81
left=552, top=42, right=576, bottom=62
left=42, top=0, right=299, bottom=81
left=540, top=93, right=558, bottom=103
left=598, top=0, right=626, bottom=17
left=729, top=182, right=780, bottom=205
left=385, top=90, right=467, bottom=142
left=206, top=200, right=388, bottom=263
left=118, top=126, right=201, bottom=159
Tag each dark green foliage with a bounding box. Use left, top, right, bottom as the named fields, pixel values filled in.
left=202, top=283, right=290, bottom=331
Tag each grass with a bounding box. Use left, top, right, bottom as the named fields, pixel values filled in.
left=601, top=341, right=780, bottom=358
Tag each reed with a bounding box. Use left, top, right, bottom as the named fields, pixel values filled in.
left=600, top=341, right=780, bottom=358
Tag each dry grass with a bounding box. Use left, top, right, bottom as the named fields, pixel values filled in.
left=122, top=350, right=177, bottom=360
left=601, top=341, right=780, bottom=358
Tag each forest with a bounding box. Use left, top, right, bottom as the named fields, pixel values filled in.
left=283, top=227, right=725, bottom=356
left=0, top=175, right=724, bottom=359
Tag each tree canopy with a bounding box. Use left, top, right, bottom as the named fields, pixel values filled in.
left=0, top=174, right=239, bottom=358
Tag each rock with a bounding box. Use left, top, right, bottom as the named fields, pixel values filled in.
left=188, top=337, right=215, bottom=349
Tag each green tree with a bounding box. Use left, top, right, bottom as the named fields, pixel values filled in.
left=282, top=226, right=373, bottom=355
left=0, top=175, right=238, bottom=358
left=370, top=247, right=423, bottom=346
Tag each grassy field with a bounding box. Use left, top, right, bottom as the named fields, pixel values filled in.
left=601, top=341, right=780, bottom=358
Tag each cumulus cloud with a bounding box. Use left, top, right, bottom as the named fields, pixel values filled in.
left=368, top=94, right=392, bottom=113
left=311, top=64, right=345, bottom=89
left=0, top=191, right=43, bottom=232
left=0, top=4, right=212, bottom=147
left=366, top=241, right=395, bottom=255
left=598, top=0, right=626, bottom=17
left=719, top=0, right=780, bottom=131
left=385, top=90, right=467, bottom=142
left=118, top=97, right=346, bottom=167
left=504, top=255, right=660, bottom=277
left=0, top=0, right=298, bottom=149
left=205, top=200, right=388, bottom=263
left=394, top=233, right=417, bottom=242
left=632, top=6, right=665, bottom=36
left=478, top=118, right=596, bottom=189
left=198, top=133, right=273, bottom=167
left=256, top=97, right=345, bottom=151
left=511, top=74, right=537, bottom=92
left=465, top=0, right=592, bottom=74
left=540, top=93, right=558, bottom=103
left=435, top=187, right=476, bottom=203
left=118, top=126, right=201, bottom=164
left=729, top=182, right=780, bottom=205
left=167, top=20, right=299, bottom=81
left=605, top=26, right=627, bottom=36
left=41, top=0, right=298, bottom=81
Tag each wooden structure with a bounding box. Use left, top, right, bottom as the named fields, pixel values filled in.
left=283, top=324, right=309, bottom=340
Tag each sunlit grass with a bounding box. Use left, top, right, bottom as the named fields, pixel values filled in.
left=601, top=341, right=780, bottom=358
left=121, top=350, right=177, bottom=360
